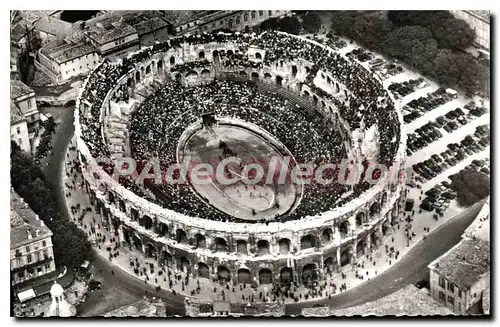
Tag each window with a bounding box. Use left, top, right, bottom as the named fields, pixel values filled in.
left=236, top=16, right=240, bottom=25
left=27, top=254, right=32, bottom=263
left=439, top=291, right=445, bottom=301
left=27, top=100, right=32, bottom=109
left=251, top=11, right=256, bottom=19
left=44, top=250, right=49, bottom=260
left=447, top=283, right=455, bottom=293
left=26, top=246, right=30, bottom=253
left=42, top=240, right=46, bottom=247
left=268, top=10, right=272, bottom=16
left=474, top=293, right=477, bottom=298
left=37, top=266, right=42, bottom=273
left=244, top=13, right=248, bottom=22
left=447, top=296, right=454, bottom=305
left=438, top=277, right=446, bottom=288
left=17, top=271, right=24, bottom=279
left=45, top=263, right=51, bottom=270
left=36, top=252, right=41, bottom=261
left=18, top=138, right=22, bottom=146
left=220, top=21, right=223, bottom=25
left=259, top=11, right=263, bottom=16
left=16, top=127, right=20, bottom=134
left=15, top=249, right=21, bottom=256
left=458, top=290, right=462, bottom=298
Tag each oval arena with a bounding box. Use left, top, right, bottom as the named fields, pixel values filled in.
left=74, top=31, right=407, bottom=292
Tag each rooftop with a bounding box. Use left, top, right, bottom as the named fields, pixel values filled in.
left=43, top=42, right=97, bottom=64
left=11, top=189, right=53, bottom=249
left=18, top=10, right=58, bottom=24
left=102, top=297, right=165, bottom=317
left=161, top=10, right=205, bottom=27
left=466, top=10, right=490, bottom=22
left=34, top=16, right=72, bottom=37
left=429, top=238, right=490, bottom=290
left=10, top=100, right=25, bottom=125
left=133, top=17, right=170, bottom=35
left=11, top=79, right=34, bottom=100
left=324, top=285, right=454, bottom=316
left=11, top=20, right=29, bottom=42
left=86, top=20, right=137, bottom=44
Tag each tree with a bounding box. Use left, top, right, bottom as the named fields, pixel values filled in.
left=302, top=13, right=322, bottom=34
left=432, top=18, right=475, bottom=49
left=450, top=168, right=490, bottom=207
left=353, top=13, right=394, bottom=51
left=330, top=11, right=358, bottom=38
left=279, top=16, right=301, bottom=35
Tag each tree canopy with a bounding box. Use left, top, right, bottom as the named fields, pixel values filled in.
left=450, top=168, right=490, bottom=207
left=302, top=13, right=322, bottom=34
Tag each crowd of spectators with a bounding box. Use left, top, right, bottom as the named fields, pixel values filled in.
left=77, top=30, right=402, bottom=223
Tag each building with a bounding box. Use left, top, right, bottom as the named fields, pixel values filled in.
left=84, top=19, right=140, bottom=59
left=10, top=79, right=40, bottom=136
left=11, top=101, right=31, bottom=153
left=303, top=285, right=454, bottom=316
left=102, top=297, right=166, bottom=317
left=33, top=16, right=72, bottom=46
left=38, top=41, right=100, bottom=83
left=44, top=281, right=76, bottom=317
left=185, top=298, right=285, bottom=317
left=133, top=17, right=171, bottom=47
left=428, top=238, right=490, bottom=314
left=450, top=10, right=490, bottom=53
left=10, top=189, right=56, bottom=287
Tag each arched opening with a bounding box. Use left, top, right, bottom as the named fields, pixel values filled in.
left=158, top=223, right=168, bottom=237
left=237, top=268, right=251, bottom=284
left=251, top=11, right=256, bottom=20
left=135, top=71, right=140, bottom=82
left=108, top=192, right=115, bottom=204
left=198, top=262, right=210, bottom=279
left=212, top=50, right=219, bottom=57
left=175, top=73, right=182, bottom=83
left=356, top=212, right=365, bottom=227
left=141, top=66, right=145, bottom=72
left=127, top=78, right=132, bottom=87
left=321, top=100, right=326, bottom=108
left=227, top=50, right=234, bottom=56
left=239, top=70, right=248, bottom=77
left=291, top=65, right=297, bottom=76
left=157, top=60, right=163, bottom=71
left=251, top=72, right=259, bottom=79
left=130, top=208, right=139, bottom=222
left=278, top=238, right=290, bottom=254
left=327, top=76, right=332, bottom=84
left=143, top=215, right=153, bottom=230
left=339, top=221, right=349, bottom=236
left=132, top=234, right=142, bottom=252
left=257, top=240, right=270, bottom=256
left=146, top=65, right=151, bottom=74
left=280, top=267, right=293, bottom=283
left=122, top=227, right=131, bottom=244
left=264, top=72, right=272, bottom=79
left=255, top=52, right=262, bottom=60
left=119, top=199, right=126, bottom=212
left=381, top=192, right=387, bottom=207
left=303, top=90, right=310, bottom=97
left=340, top=248, right=350, bottom=266
left=324, top=257, right=336, bottom=273
left=300, top=234, right=315, bottom=250
left=370, top=202, right=380, bottom=217
left=201, top=69, right=210, bottom=75
left=275, top=75, right=283, bottom=86
left=176, top=229, right=188, bottom=244
left=145, top=242, right=157, bottom=259
left=305, top=66, right=310, bottom=74
left=217, top=265, right=231, bottom=282
left=228, top=19, right=233, bottom=29
left=178, top=256, right=189, bottom=273
left=301, top=263, right=318, bottom=286
left=259, top=268, right=272, bottom=284
left=198, top=50, right=205, bottom=59
left=357, top=238, right=367, bottom=256
left=195, top=234, right=206, bottom=248
left=186, top=70, right=198, bottom=77
left=214, top=237, right=227, bottom=252
left=382, top=221, right=391, bottom=236
left=170, top=56, right=175, bottom=65
left=236, top=240, right=247, bottom=255
left=64, top=99, right=76, bottom=107
left=312, top=95, right=318, bottom=104
left=321, top=228, right=333, bottom=244
left=162, top=251, right=173, bottom=267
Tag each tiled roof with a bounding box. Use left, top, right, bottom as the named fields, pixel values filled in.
left=45, top=42, right=97, bottom=64
left=134, top=17, right=169, bottom=35
left=482, top=274, right=490, bottom=314
left=429, top=238, right=490, bottom=290
left=161, top=10, right=203, bottom=26
left=10, top=189, right=52, bottom=249
left=86, top=20, right=137, bottom=44
left=11, top=20, right=29, bottom=42
left=10, top=79, right=34, bottom=100
left=34, top=16, right=72, bottom=37
left=10, top=101, right=25, bottom=125
left=326, top=285, right=454, bottom=316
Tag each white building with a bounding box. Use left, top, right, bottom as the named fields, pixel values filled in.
left=450, top=10, right=490, bottom=53
left=10, top=79, right=40, bottom=136
left=11, top=101, right=31, bottom=153
left=10, top=189, right=56, bottom=287
left=84, top=19, right=140, bottom=59
left=33, top=16, right=72, bottom=46
left=428, top=238, right=490, bottom=314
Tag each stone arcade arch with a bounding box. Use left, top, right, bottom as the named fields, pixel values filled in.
left=175, top=73, right=182, bottom=83
left=370, top=202, right=380, bottom=218
left=198, top=262, right=210, bottom=279
left=145, top=242, right=157, bottom=259
left=119, top=199, right=126, bottom=213
left=259, top=268, right=272, bottom=285
left=357, top=237, right=367, bottom=256
left=257, top=240, right=270, bottom=255
left=251, top=72, right=259, bottom=79
left=340, top=248, right=350, bottom=266
left=280, top=267, right=293, bottom=283
left=201, top=69, right=210, bottom=75
left=135, top=71, right=140, bottom=82
left=227, top=49, right=234, bottom=56
left=214, top=237, right=228, bottom=252
left=300, top=234, right=316, bottom=250
left=178, top=256, right=189, bottom=273
left=312, top=95, right=318, bottom=104
left=132, top=234, right=143, bottom=252
left=236, top=240, right=247, bottom=255
left=170, top=56, right=175, bottom=65
left=255, top=52, right=262, bottom=60
left=146, top=65, right=151, bottom=74
left=324, top=256, right=336, bottom=273
left=108, top=192, right=115, bottom=204
left=122, top=226, right=132, bottom=244
left=322, top=228, right=333, bottom=244
left=130, top=208, right=139, bottom=222
left=291, top=65, right=297, bottom=76
left=157, top=60, right=163, bottom=71
left=199, top=50, right=205, bottom=59
left=301, top=263, right=318, bottom=285
left=186, top=70, right=198, bottom=78
left=237, top=268, right=252, bottom=284
left=239, top=70, right=248, bottom=77
left=278, top=238, right=290, bottom=254
left=303, top=90, right=310, bottom=97
left=158, top=223, right=168, bottom=237
left=217, top=265, right=231, bottom=282
left=212, top=50, right=219, bottom=58
left=162, top=251, right=174, bottom=267
left=143, top=215, right=153, bottom=230
left=275, top=75, right=283, bottom=86
left=356, top=212, right=366, bottom=227
left=176, top=229, right=188, bottom=244
left=195, top=234, right=206, bottom=248
left=264, top=72, right=272, bottom=79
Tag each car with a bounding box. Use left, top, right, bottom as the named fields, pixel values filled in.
left=480, top=167, right=490, bottom=175
left=472, top=159, right=485, bottom=167
left=454, top=108, right=465, bottom=116
left=88, top=279, right=102, bottom=292
left=441, top=181, right=451, bottom=188
left=447, top=143, right=457, bottom=151
left=464, top=148, right=473, bottom=156
left=443, top=125, right=452, bottom=133
left=458, top=117, right=468, bottom=125
left=431, top=154, right=442, bottom=163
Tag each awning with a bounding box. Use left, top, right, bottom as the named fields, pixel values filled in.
left=18, top=289, right=36, bottom=303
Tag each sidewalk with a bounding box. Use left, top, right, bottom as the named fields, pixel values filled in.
left=61, top=136, right=474, bottom=305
